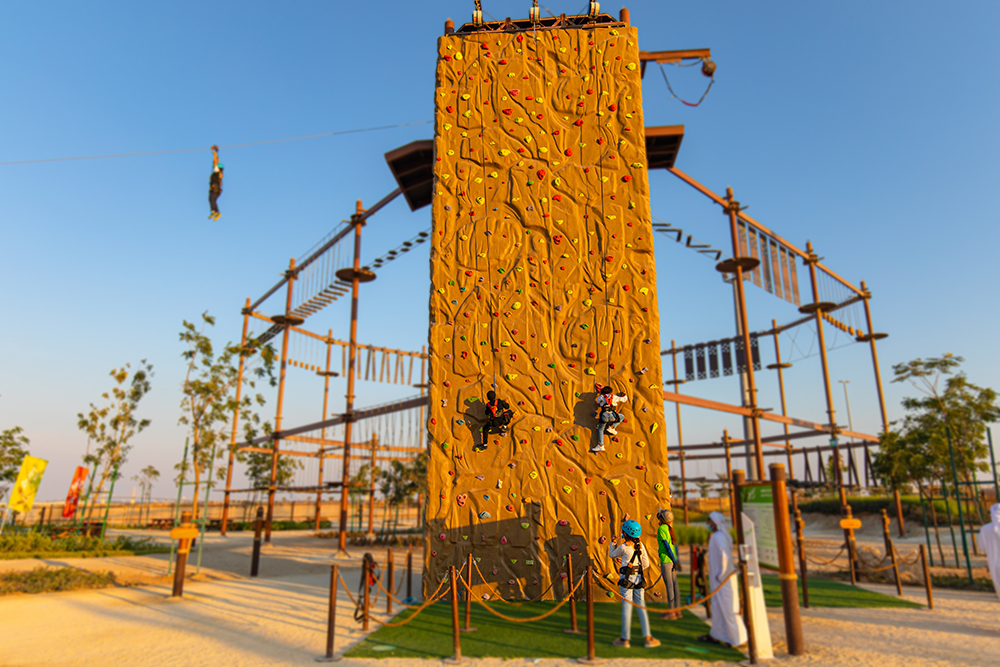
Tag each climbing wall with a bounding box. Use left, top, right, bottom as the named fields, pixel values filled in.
left=425, top=21, right=670, bottom=602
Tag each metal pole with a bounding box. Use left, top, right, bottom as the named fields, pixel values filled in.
left=919, top=545, right=934, bottom=610
left=769, top=320, right=795, bottom=477
left=793, top=493, right=809, bottom=608
left=724, top=189, right=765, bottom=480
left=339, top=200, right=365, bottom=553
left=723, top=430, right=735, bottom=523
left=196, top=442, right=217, bottom=574
left=316, top=564, right=340, bottom=662
left=945, top=427, right=974, bottom=582
left=670, top=341, right=689, bottom=525
left=770, top=464, right=804, bottom=655
left=739, top=559, right=757, bottom=665
left=368, top=435, right=378, bottom=539
left=168, top=437, right=189, bottom=576
left=251, top=507, right=263, bottom=577
left=222, top=298, right=251, bottom=536
left=406, top=543, right=413, bottom=602
left=267, top=257, right=297, bottom=543
left=316, top=331, right=334, bottom=531
left=461, top=553, right=477, bottom=632
left=565, top=553, right=580, bottom=633
left=732, top=468, right=754, bottom=653
left=989, top=428, right=1000, bottom=506
left=100, top=462, right=119, bottom=539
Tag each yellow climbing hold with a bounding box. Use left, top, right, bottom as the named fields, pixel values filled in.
left=512, top=302, right=522, bottom=309
left=506, top=373, right=518, bottom=380
left=562, top=486, right=572, bottom=494
left=639, top=287, right=649, bottom=295
left=651, top=423, right=659, bottom=433
left=609, top=479, right=620, bottom=486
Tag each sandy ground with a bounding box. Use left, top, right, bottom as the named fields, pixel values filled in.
left=1, top=527, right=998, bottom=666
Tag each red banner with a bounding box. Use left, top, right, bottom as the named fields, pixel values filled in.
left=62, top=466, right=89, bottom=518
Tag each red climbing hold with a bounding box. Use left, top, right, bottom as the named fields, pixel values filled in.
left=623, top=285, right=631, bottom=291
left=574, top=119, right=584, bottom=127
left=446, top=106, right=454, bottom=113
left=609, top=104, right=617, bottom=111
left=585, top=478, right=592, bottom=484
left=536, top=169, right=546, bottom=179
left=502, top=108, right=513, bottom=115
left=622, top=175, right=632, bottom=182
left=543, top=394, right=552, bottom=400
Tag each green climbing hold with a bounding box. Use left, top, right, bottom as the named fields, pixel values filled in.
left=580, top=324, right=588, bottom=330
left=544, top=380, right=551, bottom=386
left=442, top=443, right=450, bottom=449
left=520, top=523, right=529, bottom=529
left=527, top=180, right=535, bottom=186
left=548, top=363, right=556, bottom=368
left=497, top=268, right=505, bottom=273
left=448, top=280, right=455, bottom=285
left=460, top=335, right=467, bottom=341
left=570, top=435, right=580, bottom=441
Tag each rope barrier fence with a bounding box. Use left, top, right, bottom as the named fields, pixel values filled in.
left=592, top=569, right=737, bottom=614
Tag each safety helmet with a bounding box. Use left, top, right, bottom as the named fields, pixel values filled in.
left=621, top=520, right=642, bottom=538
left=217, top=163, right=225, bottom=170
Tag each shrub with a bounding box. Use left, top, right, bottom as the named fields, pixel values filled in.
left=0, top=567, right=118, bottom=595
left=0, top=533, right=159, bottom=556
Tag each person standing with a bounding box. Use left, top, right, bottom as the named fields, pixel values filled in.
left=699, top=511, right=747, bottom=648
left=608, top=518, right=661, bottom=648
left=978, top=503, right=1000, bottom=602
left=656, top=508, right=682, bottom=619
left=208, top=145, right=224, bottom=220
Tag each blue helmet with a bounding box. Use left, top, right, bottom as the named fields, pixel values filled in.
left=621, top=520, right=642, bottom=539
left=217, top=163, right=225, bottom=170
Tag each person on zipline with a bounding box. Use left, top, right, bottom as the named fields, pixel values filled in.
left=208, top=145, right=224, bottom=220
left=477, top=390, right=513, bottom=451
left=592, top=384, right=627, bottom=453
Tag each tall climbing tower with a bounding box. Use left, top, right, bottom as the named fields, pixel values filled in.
left=425, top=9, right=670, bottom=601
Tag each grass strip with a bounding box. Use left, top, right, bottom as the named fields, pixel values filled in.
left=0, top=567, right=120, bottom=596
left=346, top=600, right=744, bottom=661
left=0, top=547, right=171, bottom=560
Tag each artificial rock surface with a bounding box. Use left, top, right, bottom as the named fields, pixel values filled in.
left=425, top=20, right=670, bottom=601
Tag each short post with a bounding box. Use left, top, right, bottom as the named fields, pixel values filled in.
left=576, top=565, right=604, bottom=664
left=250, top=507, right=263, bottom=577
left=770, top=463, right=804, bottom=655
left=386, top=548, right=394, bottom=616
left=444, top=565, right=463, bottom=664
left=793, top=495, right=810, bottom=608
left=881, top=509, right=903, bottom=596
left=315, top=564, right=341, bottom=662
left=919, top=544, right=934, bottom=610
left=564, top=554, right=581, bottom=633
left=362, top=556, right=371, bottom=632
left=461, top=553, right=477, bottom=632
left=845, top=506, right=859, bottom=586
left=690, top=545, right=697, bottom=604
left=171, top=510, right=196, bottom=598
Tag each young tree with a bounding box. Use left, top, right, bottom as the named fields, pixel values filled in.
left=76, top=362, right=154, bottom=524
left=132, top=465, right=160, bottom=525
left=0, top=427, right=30, bottom=502
left=178, top=313, right=277, bottom=520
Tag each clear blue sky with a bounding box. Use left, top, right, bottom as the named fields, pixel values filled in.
left=2, top=1, right=998, bottom=502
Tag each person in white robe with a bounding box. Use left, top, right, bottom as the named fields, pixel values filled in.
left=977, top=503, right=1000, bottom=602
left=698, top=511, right=748, bottom=648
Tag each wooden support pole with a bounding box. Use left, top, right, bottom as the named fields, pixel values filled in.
left=670, top=341, right=689, bottom=525
left=316, top=331, right=334, bottom=531
left=881, top=509, right=903, bottom=596
left=250, top=507, right=263, bottom=577
left=770, top=464, right=804, bottom=655
left=172, top=510, right=193, bottom=598
left=362, top=556, right=371, bottom=632
left=445, top=565, right=464, bottom=664
left=576, top=565, right=603, bottom=664
left=315, top=564, right=340, bottom=662
left=267, top=259, right=297, bottom=543
left=894, top=488, right=906, bottom=538
left=386, top=548, right=394, bottom=616
left=723, top=430, right=735, bottom=523
left=919, top=544, right=934, bottom=610
left=406, top=543, right=413, bottom=601
left=564, top=553, right=581, bottom=634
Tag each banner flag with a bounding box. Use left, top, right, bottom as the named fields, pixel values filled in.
left=8, top=455, right=48, bottom=514
left=62, top=466, right=89, bottom=518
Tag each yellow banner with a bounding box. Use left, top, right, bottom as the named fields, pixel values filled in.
left=8, top=455, right=48, bottom=514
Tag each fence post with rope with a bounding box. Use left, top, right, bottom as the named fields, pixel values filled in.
left=564, top=554, right=581, bottom=634
left=444, top=565, right=464, bottom=664
left=404, top=543, right=414, bottom=604
left=919, top=544, right=934, bottom=610
left=793, top=492, right=810, bottom=608
left=386, top=548, right=394, bottom=615
left=770, top=463, right=804, bottom=656
left=461, top=553, right=477, bottom=633
left=576, top=565, right=603, bottom=665
left=732, top=470, right=758, bottom=665
left=881, top=509, right=903, bottom=596
left=362, top=555, right=371, bottom=632
left=315, top=564, right=340, bottom=663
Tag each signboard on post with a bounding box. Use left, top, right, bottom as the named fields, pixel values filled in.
left=741, top=485, right=779, bottom=570
left=8, top=455, right=48, bottom=514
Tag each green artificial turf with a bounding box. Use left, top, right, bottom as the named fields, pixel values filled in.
left=675, top=573, right=922, bottom=610
left=346, top=600, right=744, bottom=661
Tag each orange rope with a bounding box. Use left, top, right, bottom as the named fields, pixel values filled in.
left=593, top=570, right=737, bottom=614
left=470, top=559, right=556, bottom=605
left=461, top=572, right=585, bottom=623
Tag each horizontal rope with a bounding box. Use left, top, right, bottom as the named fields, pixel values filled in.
left=594, top=569, right=737, bottom=614
left=803, top=545, right=847, bottom=566
left=0, top=120, right=432, bottom=166
left=366, top=576, right=451, bottom=628
left=461, top=573, right=584, bottom=623
left=471, top=559, right=557, bottom=606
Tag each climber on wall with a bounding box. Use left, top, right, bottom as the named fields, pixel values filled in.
left=476, top=390, right=513, bottom=451
left=208, top=145, right=224, bottom=220
left=592, top=385, right=628, bottom=453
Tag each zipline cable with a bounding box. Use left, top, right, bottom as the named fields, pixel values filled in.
left=0, top=120, right=432, bottom=166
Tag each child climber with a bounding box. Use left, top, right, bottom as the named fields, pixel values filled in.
left=656, top=508, right=682, bottom=620
left=208, top=145, right=224, bottom=220
left=592, top=385, right=627, bottom=453
left=476, top=390, right=513, bottom=452
left=607, top=516, right=661, bottom=648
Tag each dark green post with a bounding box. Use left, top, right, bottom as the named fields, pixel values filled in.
left=100, top=463, right=120, bottom=539
left=989, top=428, right=1000, bottom=506
left=946, top=427, right=973, bottom=583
